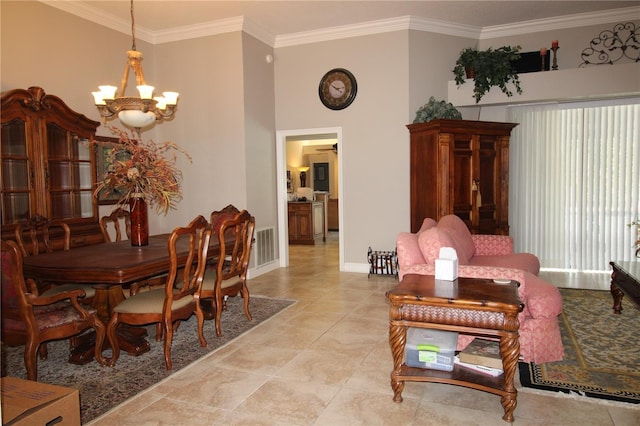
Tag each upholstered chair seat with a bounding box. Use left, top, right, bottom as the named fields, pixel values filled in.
left=114, top=289, right=194, bottom=314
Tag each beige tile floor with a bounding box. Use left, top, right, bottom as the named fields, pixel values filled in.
left=90, top=233, right=639, bottom=425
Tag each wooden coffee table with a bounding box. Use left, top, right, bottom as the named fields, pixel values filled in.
left=609, top=261, right=640, bottom=314
left=386, top=274, right=524, bottom=423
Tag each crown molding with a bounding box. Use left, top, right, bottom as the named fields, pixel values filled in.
left=38, top=1, right=640, bottom=48
left=152, top=17, right=244, bottom=44
left=275, top=16, right=481, bottom=48
left=39, top=0, right=155, bottom=43
left=480, top=6, right=640, bottom=39
left=39, top=0, right=275, bottom=46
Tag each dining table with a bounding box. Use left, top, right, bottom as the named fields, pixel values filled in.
left=22, top=233, right=224, bottom=364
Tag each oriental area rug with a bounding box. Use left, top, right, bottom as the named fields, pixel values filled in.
left=519, top=288, right=640, bottom=405
left=1, top=296, right=295, bottom=423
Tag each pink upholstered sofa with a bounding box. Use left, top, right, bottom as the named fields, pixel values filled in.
left=396, top=215, right=564, bottom=364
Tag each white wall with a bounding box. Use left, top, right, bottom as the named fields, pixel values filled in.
left=274, top=31, right=410, bottom=266
left=242, top=34, right=278, bottom=232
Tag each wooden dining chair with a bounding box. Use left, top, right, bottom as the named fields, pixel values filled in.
left=1, top=240, right=108, bottom=380
left=14, top=215, right=71, bottom=257
left=210, top=204, right=241, bottom=234
left=100, top=208, right=131, bottom=242
left=14, top=216, right=97, bottom=303
left=208, top=204, right=241, bottom=271
left=106, top=215, right=212, bottom=370
left=201, top=209, right=255, bottom=337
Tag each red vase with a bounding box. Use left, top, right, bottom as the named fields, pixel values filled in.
left=129, top=197, right=149, bottom=246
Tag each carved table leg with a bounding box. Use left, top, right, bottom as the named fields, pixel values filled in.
left=611, top=282, right=624, bottom=314
left=389, top=323, right=406, bottom=402
left=499, top=333, right=520, bottom=423
left=68, top=285, right=150, bottom=364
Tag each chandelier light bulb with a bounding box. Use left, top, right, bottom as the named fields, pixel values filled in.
left=99, top=85, right=117, bottom=100
left=154, top=96, right=167, bottom=110
left=162, top=92, right=179, bottom=105
left=92, top=92, right=106, bottom=105
left=137, top=85, right=154, bottom=99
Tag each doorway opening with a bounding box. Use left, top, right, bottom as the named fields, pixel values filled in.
left=276, top=127, right=344, bottom=270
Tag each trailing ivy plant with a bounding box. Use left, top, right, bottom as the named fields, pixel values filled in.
left=413, top=97, right=462, bottom=123
left=453, top=46, right=523, bottom=103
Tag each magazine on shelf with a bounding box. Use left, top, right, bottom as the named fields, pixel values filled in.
left=459, top=338, right=503, bottom=370
left=454, top=356, right=503, bottom=377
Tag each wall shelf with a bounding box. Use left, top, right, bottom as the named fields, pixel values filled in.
left=448, top=62, right=640, bottom=107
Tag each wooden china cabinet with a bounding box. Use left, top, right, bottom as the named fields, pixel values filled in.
left=1, top=87, right=103, bottom=247
left=408, top=119, right=518, bottom=235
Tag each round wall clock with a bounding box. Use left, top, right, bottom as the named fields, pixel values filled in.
left=318, top=68, right=357, bottom=110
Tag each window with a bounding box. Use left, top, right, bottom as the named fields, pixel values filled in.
left=509, top=99, right=639, bottom=272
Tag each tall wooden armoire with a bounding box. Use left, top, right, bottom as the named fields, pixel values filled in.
left=408, top=119, right=518, bottom=235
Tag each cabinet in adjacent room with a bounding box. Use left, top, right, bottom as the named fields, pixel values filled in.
left=288, top=201, right=325, bottom=245
left=407, top=119, right=518, bottom=235
left=1, top=87, right=103, bottom=247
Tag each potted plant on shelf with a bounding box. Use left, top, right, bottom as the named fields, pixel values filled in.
left=413, top=97, right=462, bottom=123
left=453, top=45, right=523, bottom=103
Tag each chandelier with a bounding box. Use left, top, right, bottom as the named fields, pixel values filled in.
left=91, top=0, right=178, bottom=131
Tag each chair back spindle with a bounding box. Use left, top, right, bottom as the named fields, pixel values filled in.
left=100, top=208, right=131, bottom=242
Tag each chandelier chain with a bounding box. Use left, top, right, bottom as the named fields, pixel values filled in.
left=130, top=0, right=137, bottom=51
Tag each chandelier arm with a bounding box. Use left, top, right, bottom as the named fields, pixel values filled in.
left=154, top=107, right=177, bottom=120
left=96, top=105, right=117, bottom=119
left=131, top=56, right=146, bottom=86
left=120, top=60, right=131, bottom=98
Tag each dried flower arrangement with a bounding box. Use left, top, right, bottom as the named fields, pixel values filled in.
left=93, top=127, right=192, bottom=215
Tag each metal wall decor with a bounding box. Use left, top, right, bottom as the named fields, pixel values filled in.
left=579, top=22, right=639, bottom=66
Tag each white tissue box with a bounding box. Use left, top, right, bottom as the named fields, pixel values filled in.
left=435, top=247, right=458, bottom=281
left=435, top=258, right=458, bottom=280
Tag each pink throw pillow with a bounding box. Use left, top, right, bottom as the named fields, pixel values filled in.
left=438, top=215, right=475, bottom=263
left=417, top=218, right=437, bottom=234
left=418, top=227, right=458, bottom=265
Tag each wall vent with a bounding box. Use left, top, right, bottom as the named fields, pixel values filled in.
left=252, top=226, right=276, bottom=268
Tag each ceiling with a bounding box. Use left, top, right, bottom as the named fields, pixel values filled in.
left=48, top=1, right=639, bottom=38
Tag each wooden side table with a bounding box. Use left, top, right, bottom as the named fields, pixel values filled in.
left=386, top=274, right=523, bottom=423
left=609, top=261, right=640, bottom=314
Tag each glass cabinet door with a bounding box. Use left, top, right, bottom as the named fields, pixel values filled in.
left=1, top=119, right=33, bottom=223
left=46, top=122, right=94, bottom=220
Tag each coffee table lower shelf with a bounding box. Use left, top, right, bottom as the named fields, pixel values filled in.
left=394, top=363, right=508, bottom=397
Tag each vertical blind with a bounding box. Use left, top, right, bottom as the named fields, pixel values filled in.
left=508, top=99, right=639, bottom=272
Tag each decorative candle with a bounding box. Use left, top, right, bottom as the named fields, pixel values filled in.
left=540, top=47, right=547, bottom=56
left=552, top=40, right=559, bottom=48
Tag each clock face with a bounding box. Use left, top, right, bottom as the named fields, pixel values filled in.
left=319, top=68, right=357, bottom=110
